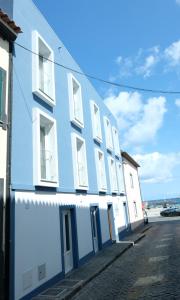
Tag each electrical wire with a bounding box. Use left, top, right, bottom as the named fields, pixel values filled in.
left=14, top=41, right=180, bottom=95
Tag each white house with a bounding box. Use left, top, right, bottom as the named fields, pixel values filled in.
left=121, top=151, right=144, bottom=231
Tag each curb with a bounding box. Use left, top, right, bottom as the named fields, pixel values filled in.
left=63, top=233, right=147, bottom=299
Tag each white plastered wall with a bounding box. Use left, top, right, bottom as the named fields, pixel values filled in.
left=123, top=159, right=143, bottom=230
left=0, top=37, right=9, bottom=201
left=14, top=191, right=125, bottom=300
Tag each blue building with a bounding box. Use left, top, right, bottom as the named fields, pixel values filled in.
left=0, top=1, right=143, bottom=299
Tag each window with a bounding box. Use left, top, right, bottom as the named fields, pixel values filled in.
left=108, top=157, right=118, bottom=193
left=32, top=31, right=55, bottom=106
left=68, top=73, right=84, bottom=128
left=0, top=67, right=6, bottom=127
left=71, top=133, right=88, bottom=190
left=95, top=148, right=107, bottom=191
left=90, top=101, right=102, bottom=143
left=33, top=108, right=59, bottom=187
left=130, top=173, right=134, bottom=188
left=116, top=162, right=124, bottom=194
left=104, top=116, right=113, bottom=151
left=112, top=127, right=120, bottom=156
left=133, top=201, right=138, bottom=217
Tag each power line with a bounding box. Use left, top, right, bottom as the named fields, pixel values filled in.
left=14, top=41, right=180, bottom=95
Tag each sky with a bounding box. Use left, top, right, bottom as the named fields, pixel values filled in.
left=33, top=0, right=180, bottom=201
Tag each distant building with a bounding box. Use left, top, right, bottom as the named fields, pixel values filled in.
left=121, top=151, right=144, bottom=231
left=0, top=8, right=21, bottom=300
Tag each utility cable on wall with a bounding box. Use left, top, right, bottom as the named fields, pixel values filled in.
left=14, top=41, right=180, bottom=95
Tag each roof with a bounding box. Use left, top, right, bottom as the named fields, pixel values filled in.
left=121, top=151, right=140, bottom=168
left=0, top=9, right=21, bottom=41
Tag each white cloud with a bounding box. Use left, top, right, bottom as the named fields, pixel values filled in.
left=104, top=91, right=142, bottom=120
left=124, top=97, right=167, bottom=146
left=114, top=46, right=160, bottom=79
left=105, top=92, right=167, bottom=147
left=134, top=152, right=180, bottom=183
left=164, top=40, right=180, bottom=66
left=136, top=55, right=158, bottom=78
left=175, top=98, right=180, bottom=107
left=115, top=56, right=122, bottom=65
left=176, top=0, right=180, bottom=6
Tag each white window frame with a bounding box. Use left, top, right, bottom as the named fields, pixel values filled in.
left=32, top=31, right=56, bottom=106
left=104, top=116, right=113, bottom=151
left=68, top=73, right=84, bottom=128
left=108, top=157, right=118, bottom=193
left=130, top=173, right=134, bottom=189
left=71, top=133, right=88, bottom=190
left=94, top=148, right=107, bottom=192
left=90, top=100, right=102, bottom=143
left=112, top=126, right=120, bottom=157
left=33, top=108, right=59, bottom=187
left=116, top=162, right=124, bottom=194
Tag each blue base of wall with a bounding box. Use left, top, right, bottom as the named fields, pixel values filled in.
left=102, top=239, right=113, bottom=249
left=78, top=250, right=94, bottom=267
left=19, top=271, right=64, bottom=300
left=118, top=227, right=132, bottom=240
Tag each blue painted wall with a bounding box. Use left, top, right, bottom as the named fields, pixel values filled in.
left=2, top=0, right=121, bottom=195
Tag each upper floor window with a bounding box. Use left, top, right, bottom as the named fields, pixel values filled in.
left=90, top=101, right=102, bottom=143
left=130, top=173, right=134, bottom=188
left=116, top=162, right=124, bottom=194
left=33, top=108, right=59, bottom=187
left=68, top=73, right=84, bottom=128
left=32, top=31, right=55, bottom=106
left=108, top=157, right=118, bottom=193
left=95, top=148, right=107, bottom=192
left=104, top=116, right=113, bottom=151
left=71, top=133, right=88, bottom=190
left=0, top=67, right=6, bottom=127
left=112, top=127, right=120, bottom=156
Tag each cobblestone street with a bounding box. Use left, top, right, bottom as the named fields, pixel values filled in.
left=72, top=218, right=180, bottom=300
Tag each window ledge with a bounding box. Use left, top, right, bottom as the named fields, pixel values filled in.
left=71, top=118, right=84, bottom=129
left=33, top=89, right=55, bottom=107
left=94, top=136, right=102, bottom=144
left=75, top=185, right=88, bottom=191
left=35, top=180, right=59, bottom=188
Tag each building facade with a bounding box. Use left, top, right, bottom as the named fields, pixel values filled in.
left=0, top=9, right=20, bottom=300
left=0, top=1, right=144, bottom=300
left=121, top=151, right=144, bottom=231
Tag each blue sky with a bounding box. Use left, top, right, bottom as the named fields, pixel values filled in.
left=33, top=0, right=180, bottom=200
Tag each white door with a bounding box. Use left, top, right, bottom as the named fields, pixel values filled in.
left=91, top=208, right=99, bottom=252
left=63, top=210, right=73, bottom=273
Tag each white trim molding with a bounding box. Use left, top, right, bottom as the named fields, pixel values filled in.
left=103, top=116, right=113, bottom=151
left=32, top=30, right=56, bottom=106
left=94, top=148, right=107, bottom=192
left=90, top=100, right=102, bottom=143
left=33, top=107, right=59, bottom=187
left=71, top=132, right=88, bottom=190
left=68, top=73, right=84, bottom=128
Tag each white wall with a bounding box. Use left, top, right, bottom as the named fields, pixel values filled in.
left=112, top=196, right=128, bottom=241
left=14, top=191, right=125, bottom=300
left=123, top=158, right=143, bottom=230
left=0, top=37, right=9, bottom=201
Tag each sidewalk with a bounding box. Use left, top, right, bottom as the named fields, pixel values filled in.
left=32, top=225, right=152, bottom=300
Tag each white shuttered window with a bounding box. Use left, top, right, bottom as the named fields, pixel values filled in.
left=95, top=149, right=107, bottom=191
left=71, top=133, right=88, bottom=189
